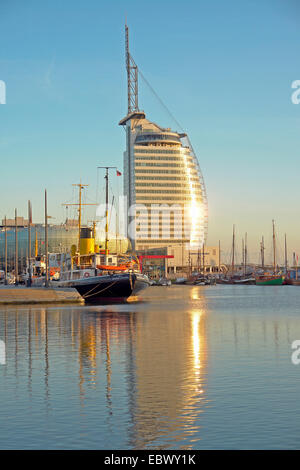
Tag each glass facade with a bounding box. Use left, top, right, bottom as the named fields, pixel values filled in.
left=0, top=225, right=78, bottom=270
left=0, top=225, right=130, bottom=269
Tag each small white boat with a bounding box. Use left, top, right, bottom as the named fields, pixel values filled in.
left=156, top=277, right=171, bottom=286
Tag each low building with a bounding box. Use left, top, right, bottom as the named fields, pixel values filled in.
left=1, top=217, right=29, bottom=227
left=137, top=245, right=226, bottom=278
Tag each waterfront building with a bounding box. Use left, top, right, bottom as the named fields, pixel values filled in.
left=119, top=25, right=208, bottom=253
left=0, top=224, right=78, bottom=271
left=137, top=245, right=226, bottom=278
left=1, top=216, right=28, bottom=227
left=0, top=220, right=129, bottom=270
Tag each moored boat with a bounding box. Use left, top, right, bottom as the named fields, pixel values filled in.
left=256, top=221, right=284, bottom=286
left=255, top=274, right=284, bottom=286
left=56, top=249, right=150, bottom=302
left=233, top=276, right=255, bottom=285
left=56, top=168, right=150, bottom=302
left=152, top=277, right=171, bottom=286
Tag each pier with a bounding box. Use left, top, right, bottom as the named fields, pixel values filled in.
left=0, top=286, right=83, bottom=304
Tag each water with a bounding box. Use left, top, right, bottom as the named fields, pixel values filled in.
left=0, top=285, right=299, bottom=449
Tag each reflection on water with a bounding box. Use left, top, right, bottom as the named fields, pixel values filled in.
left=0, top=286, right=300, bottom=449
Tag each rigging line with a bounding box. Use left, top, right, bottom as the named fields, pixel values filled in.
left=138, top=67, right=185, bottom=133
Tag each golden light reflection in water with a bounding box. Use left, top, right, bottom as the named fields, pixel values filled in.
left=190, top=286, right=202, bottom=301
left=191, top=310, right=203, bottom=372
left=129, top=294, right=209, bottom=449
left=190, top=309, right=207, bottom=398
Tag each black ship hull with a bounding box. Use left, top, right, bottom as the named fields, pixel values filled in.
left=59, top=272, right=150, bottom=303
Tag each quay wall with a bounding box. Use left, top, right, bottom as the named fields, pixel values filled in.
left=0, top=286, right=83, bottom=304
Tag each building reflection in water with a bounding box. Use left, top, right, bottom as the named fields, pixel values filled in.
left=128, top=292, right=208, bottom=449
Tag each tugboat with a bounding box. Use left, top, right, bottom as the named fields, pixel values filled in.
left=57, top=169, right=150, bottom=302
left=57, top=228, right=150, bottom=302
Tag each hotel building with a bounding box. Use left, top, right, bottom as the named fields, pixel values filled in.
left=119, top=26, right=208, bottom=254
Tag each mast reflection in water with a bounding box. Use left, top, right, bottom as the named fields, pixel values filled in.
left=0, top=286, right=300, bottom=449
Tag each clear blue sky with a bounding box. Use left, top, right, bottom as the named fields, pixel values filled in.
left=0, top=0, right=299, bottom=263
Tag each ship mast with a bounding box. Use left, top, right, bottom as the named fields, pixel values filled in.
left=260, top=236, right=265, bottom=271
left=28, top=200, right=32, bottom=287
left=231, top=224, right=235, bottom=277
left=15, top=208, right=18, bottom=285
left=244, top=232, right=247, bottom=276
left=242, top=238, right=244, bottom=273
left=272, top=219, right=276, bottom=274
left=62, top=183, right=97, bottom=260
left=284, top=233, right=288, bottom=274
left=76, top=183, right=88, bottom=253
left=218, top=240, right=221, bottom=277
left=4, top=216, right=7, bottom=285
left=97, top=167, right=118, bottom=264
left=45, top=190, right=49, bottom=288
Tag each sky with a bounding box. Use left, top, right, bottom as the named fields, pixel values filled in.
left=0, top=0, right=299, bottom=264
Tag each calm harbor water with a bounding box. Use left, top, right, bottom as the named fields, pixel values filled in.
left=0, top=285, right=299, bottom=450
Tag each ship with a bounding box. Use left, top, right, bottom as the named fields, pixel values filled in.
left=255, top=274, right=284, bottom=286
left=57, top=250, right=150, bottom=302
left=56, top=169, right=150, bottom=302
left=255, top=220, right=284, bottom=286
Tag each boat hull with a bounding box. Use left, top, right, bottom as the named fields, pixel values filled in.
left=58, top=273, right=150, bottom=302
left=233, top=277, right=256, bottom=285
left=287, top=279, right=300, bottom=286
left=255, top=276, right=284, bottom=286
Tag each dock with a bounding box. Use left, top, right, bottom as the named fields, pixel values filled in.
left=0, top=286, right=83, bottom=304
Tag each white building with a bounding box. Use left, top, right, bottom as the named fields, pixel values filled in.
left=119, top=25, right=208, bottom=254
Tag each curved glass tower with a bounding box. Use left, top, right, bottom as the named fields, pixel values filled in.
left=119, top=25, right=207, bottom=251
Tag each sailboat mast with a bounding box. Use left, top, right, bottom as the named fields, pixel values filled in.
left=284, top=233, right=288, bottom=274
left=45, top=190, right=49, bottom=288
left=245, top=232, right=247, bottom=276
left=4, top=216, right=7, bottom=285
left=261, top=236, right=265, bottom=271
left=15, top=208, right=18, bottom=285
left=78, top=184, right=82, bottom=252
left=105, top=168, right=109, bottom=260
left=242, top=238, right=244, bottom=274
left=28, top=200, right=32, bottom=287
left=231, top=225, right=235, bottom=276
left=218, top=240, right=221, bottom=277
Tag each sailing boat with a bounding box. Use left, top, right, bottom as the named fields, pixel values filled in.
left=57, top=169, right=150, bottom=302
left=255, top=220, right=284, bottom=286
left=233, top=232, right=255, bottom=284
